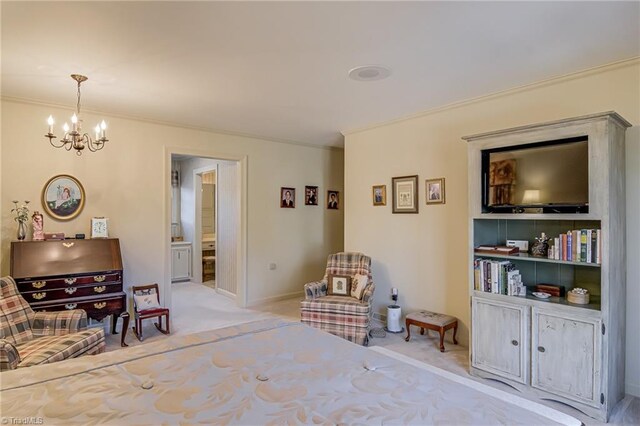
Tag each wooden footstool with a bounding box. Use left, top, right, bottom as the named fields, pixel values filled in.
left=405, top=310, right=458, bottom=352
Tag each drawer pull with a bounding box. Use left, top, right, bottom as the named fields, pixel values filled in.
left=65, top=303, right=77, bottom=310
left=64, top=287, right=77, bottom=295
left=33, top=292, right=47, bottom=300
left=94, top=302, right=107, bottom=309
left=32, top=281, right=47, bottom=289
left=94, top=275, right=106, bottom=283
left=511, top=340, right=519, bottom=346
left=62, top=242, right=75, bottom=248
left=538, top=346, right=546, bottom=353
left=65, top=278, right=77, bottom=285
left=94, top=286, right=106, bottom=293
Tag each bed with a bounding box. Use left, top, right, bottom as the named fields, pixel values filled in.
left=0, top=319, right=579, bottom=425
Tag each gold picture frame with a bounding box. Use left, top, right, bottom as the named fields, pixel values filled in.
left=41, top=174, right=85, bottom=220
left=372, top=185, right=386, bottom=206
left=426, top=177, right=446, bottom=205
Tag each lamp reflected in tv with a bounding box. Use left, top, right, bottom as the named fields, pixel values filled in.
left=522, top=189, right=541, bottom=205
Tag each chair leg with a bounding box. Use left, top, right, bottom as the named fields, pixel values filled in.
left=155, top=314, right=170, bottom=335
left=166, top=312, right=170, bottom=334
left=135, top=318, right=144, bottom=342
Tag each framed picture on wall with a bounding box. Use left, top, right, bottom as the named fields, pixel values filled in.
left=41, top=174, right=85, bottom=220
left=280, top=187, right=295, bottom=208
left=392, top=175, right=418, bottom=214
left=426, top=178, right=446, bottom=205
left=372, top=185, right=386, bottom=206
left=305, top=186, right=318, bottom=205
left=327, top=190, right=339, bottom=209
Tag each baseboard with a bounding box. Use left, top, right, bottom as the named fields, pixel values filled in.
left=626, top=382, right=640, bottom=398
left=215, top=287, right=236, bottom=300
left=247, top=291, right=304, bottom=307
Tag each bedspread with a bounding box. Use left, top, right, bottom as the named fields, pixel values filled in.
left=0, top=318, right=578, bottom=425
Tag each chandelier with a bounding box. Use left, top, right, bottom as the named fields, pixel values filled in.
left=45, top=74, right=109, bottom=155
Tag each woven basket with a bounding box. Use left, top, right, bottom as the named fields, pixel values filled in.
left=567, top=291, right=589, bottom=305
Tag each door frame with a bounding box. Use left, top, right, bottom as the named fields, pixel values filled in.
left=164, top=146, right=248, bottom=309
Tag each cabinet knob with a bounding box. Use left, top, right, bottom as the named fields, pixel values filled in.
left=511, top=340, right=519, bottom=346
left=538, top=346, right=546, bottom=353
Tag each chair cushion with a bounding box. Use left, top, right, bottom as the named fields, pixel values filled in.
left=0, top=294, right=34, bottom=346
left=134, top=293, right=161, bottom=311
left=300, top=295, right=370, bottom=316
left=17, top=328, right=105, bottom=367
left=406, top=310, right=457, bottom=327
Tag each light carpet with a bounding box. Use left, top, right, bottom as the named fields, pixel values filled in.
left=105, top=282, right=272, bottom=350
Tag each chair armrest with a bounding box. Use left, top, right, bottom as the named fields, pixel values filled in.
left=0, top=339, right=20, bottom=371
left=304, top=280, right=327, bottom=300
left=31, top=310, right=88, bottom=337
left=362, top=282, right=375, bottom=304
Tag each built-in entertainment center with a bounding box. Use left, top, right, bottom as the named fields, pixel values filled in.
left=464, top=112, right=630, bottom=422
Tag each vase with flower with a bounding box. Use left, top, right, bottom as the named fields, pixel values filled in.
left=11, top=200, right=30, bottom=241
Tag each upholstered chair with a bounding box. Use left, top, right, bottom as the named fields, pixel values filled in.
left=0, top=276, right=105, bottom=371
left=300, top=252, right=375, bottom=346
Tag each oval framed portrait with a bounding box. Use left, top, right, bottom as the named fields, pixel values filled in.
left=41, top=174, right=85, bottom=221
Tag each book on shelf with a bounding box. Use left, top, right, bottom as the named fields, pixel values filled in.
left=474, top=258, right=525, bottom=296
left=547, top=228, right=601, bottom=264
left=474, top=245, right=519, bottom=255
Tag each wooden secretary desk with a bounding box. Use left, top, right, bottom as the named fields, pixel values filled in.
left=10, top=238, right=129, bottom=346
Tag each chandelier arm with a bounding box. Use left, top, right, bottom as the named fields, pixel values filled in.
left=49, top=138, right=68, bottom=149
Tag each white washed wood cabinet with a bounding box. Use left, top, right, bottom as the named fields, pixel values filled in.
left=532, top=308, right=601, bottom=407
left=472, top=297, right=529, bottom=384
left=171, top=243, right=192, bottom=282
left=464, top=112, right=629, bottom=422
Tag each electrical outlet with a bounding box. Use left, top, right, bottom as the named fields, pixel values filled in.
left=269, top=263, right=277, bottom=270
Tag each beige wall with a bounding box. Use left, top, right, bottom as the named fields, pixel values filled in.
left=343, top=59, right=640, bottom=395
left=1, top=99, right=344, bottom=306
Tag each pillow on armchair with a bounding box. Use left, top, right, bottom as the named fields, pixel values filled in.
left=350, top=274, right=369, bottom=300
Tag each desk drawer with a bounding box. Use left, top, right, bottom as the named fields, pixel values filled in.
left=22, top=282, right=122, bottom=303
left=34, top=293, right=126, bottom=321
left=18, top=273, right=121, bottom=291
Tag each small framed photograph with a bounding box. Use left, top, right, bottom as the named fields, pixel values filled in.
left=305, top=186, right=318, bottom=206
left=426, top=178, right=446, bottom=205
left=280, top=187, right=295, bottom=208
left=392, top=175, right=419, bottom=214
left=328, top=274, right=351, bottom=296
left=372, top=185, right=386, bottom=206
left=327, top=190, right=339, bottom=210
left=41, top=174, right=85, bottom=221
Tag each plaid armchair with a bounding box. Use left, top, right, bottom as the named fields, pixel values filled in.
left=0, top=276, right=105, bottom=371
left=300, top=252, right=375, bottom=346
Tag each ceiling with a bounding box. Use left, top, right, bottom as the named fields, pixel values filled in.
left=2, top=2, right=638, bottom=148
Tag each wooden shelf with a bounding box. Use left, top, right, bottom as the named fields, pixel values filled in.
left=472, top=290, right=601, bottom=312
left=473, top=251, right=601, bottom=268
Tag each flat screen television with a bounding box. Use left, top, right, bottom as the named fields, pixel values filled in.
left=481, top=136, right=589, bottom=213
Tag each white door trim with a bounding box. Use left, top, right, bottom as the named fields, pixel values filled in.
left=164, top=146, right=248, bottom=309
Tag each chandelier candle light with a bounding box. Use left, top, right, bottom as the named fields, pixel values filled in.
left=45, top=74, right=109, bottom=155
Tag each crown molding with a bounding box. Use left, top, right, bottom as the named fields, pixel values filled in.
left=342, top=56, right=640, bottom=137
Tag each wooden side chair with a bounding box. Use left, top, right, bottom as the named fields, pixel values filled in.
left=131, top=284, right=170, bottom=341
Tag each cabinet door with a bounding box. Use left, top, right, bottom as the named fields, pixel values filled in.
left=531, top=308, right=601, bottom=407
left=472, top=297, right=529, bottom=384
left=171, top=248, right=191, bottom=280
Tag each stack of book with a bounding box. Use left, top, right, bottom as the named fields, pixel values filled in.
left=548, top=229, right=601, bottom=264
left=474, top=259, right=526, bottom=296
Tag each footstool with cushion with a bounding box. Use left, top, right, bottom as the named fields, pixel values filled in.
left=405, top=310, right=458, bottom=352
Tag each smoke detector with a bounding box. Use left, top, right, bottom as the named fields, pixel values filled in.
left=348, top=65, right=392, bottom=81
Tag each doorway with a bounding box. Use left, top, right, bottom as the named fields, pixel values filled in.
left=165, top=149, right=247, bottom=312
